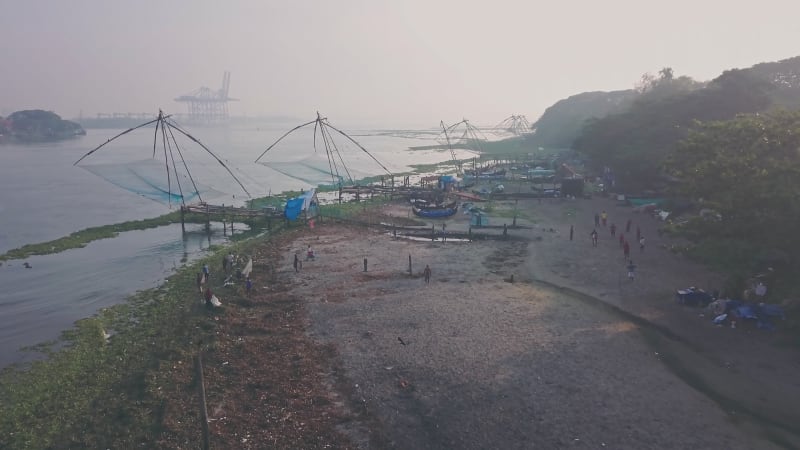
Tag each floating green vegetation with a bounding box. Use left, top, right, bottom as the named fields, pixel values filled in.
left=0, top=207, right=277, bottom=261
left=0, top=213, right=183, bottom=261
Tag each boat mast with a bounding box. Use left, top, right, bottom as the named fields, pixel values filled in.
left=440, top=120, right=461, bottom=175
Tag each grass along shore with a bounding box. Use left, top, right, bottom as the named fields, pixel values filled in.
left=0, top=199, right=393, bottom=447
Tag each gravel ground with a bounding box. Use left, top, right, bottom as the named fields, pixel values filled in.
left=282, top=198, right=798, bottom=449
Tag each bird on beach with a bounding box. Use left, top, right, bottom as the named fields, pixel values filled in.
left=397, top=337, right=407, bottom=346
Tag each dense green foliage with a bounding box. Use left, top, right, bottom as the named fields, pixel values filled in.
left=665, top=110, right=800, bottom=267
left=573, top=69, right=769, bottom=189
left=572, top=57, right=800, bottom=190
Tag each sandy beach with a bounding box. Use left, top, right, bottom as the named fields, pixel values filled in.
left=174, top=196, right=800, bottom=449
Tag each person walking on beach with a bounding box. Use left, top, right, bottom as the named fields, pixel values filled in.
left=626, top=219, right=632, bottom=233
left=594, top=212, right=600, bottom=227
left=293, top=253, right=300, bottom=272
left=623, top=240, right=630, bottom=259
left=639, top=236, right=646, bottom=252
left=601, top=211, right=608, bottom=227
left=627, top=260, right=637, bottom=280
left=306, top=245, right=315, bottom=261
left=569, top=225, right=574, bottom=241
left=610, top=223, right=616, bottom=237
left=590, top=229, right=598, bottom=247
left=423, top=264, right=432, bottom=284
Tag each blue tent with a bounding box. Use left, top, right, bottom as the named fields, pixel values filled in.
left=284, top=189, right=319, bottom=221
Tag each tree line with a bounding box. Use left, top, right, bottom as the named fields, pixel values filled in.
left=529, top=56, right=800, bottom=297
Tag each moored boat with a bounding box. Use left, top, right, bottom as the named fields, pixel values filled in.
left=412, top=202, right=458, bottom=218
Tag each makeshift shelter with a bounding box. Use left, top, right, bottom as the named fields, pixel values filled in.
left=561, top=178, right=584, bottom=197
left=284, top=189, right=319, bottom=221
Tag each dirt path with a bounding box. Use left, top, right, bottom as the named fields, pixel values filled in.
left=176, top=197, right=799, bottom=448
left=515, top=196, right=800, bottom=444
left=280, top=200, right=798, bottom=448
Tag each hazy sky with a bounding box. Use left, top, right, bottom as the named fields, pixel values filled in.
left=3, top=0, right=799, bottom=127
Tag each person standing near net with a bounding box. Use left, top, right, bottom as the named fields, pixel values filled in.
left=423, top=264, right=432, bottom=284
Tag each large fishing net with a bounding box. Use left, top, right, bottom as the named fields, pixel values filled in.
left=255, top=114, right=393, bottom=187
left=80, top=159, right=233, bottom=205
left=74, top=112, right=258, bottom=207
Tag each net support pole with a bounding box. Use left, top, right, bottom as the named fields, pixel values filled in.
left=180, top=205, right=186, bottom=233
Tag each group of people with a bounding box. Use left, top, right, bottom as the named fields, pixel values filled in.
left=196, top=256, right=254, bottom=309
left=292, top=245, right=316, bottom=273
left=587, top=212, right=648, bottom=281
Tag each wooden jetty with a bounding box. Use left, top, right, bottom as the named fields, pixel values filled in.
left=180, top=202, right=285, bottom=234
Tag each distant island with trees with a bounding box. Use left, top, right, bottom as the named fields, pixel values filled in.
left=0, top=110, right=86, bottom=143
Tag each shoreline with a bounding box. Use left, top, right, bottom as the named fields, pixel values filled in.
left=2, top=190, right=799, bottom=447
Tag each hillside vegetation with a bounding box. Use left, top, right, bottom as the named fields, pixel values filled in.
left=529, top=56, right=800, bottom=306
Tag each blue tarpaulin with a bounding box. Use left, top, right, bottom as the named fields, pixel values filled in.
left=284, top=197, right=305, bottom=220
left=284, top=189, right=319, bottom=221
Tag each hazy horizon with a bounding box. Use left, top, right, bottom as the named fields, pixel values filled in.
left=3, top=0, right=800, bottom=128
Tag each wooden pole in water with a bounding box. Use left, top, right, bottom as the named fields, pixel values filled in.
left=180, top=205, right=186, bottom=233
left=205, top=204, right=210, bottom=232
left=223, top=205, right=227, bottom=236
left=408, top=253, right=412, bottom=275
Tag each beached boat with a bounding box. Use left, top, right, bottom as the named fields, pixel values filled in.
left=412, top=202, right=458, bottom=218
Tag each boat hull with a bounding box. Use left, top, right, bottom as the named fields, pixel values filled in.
left=412, top=205, right=458, bottom=218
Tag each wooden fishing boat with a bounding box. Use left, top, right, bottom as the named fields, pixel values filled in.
left=412, top=202, right=458, bottom=218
